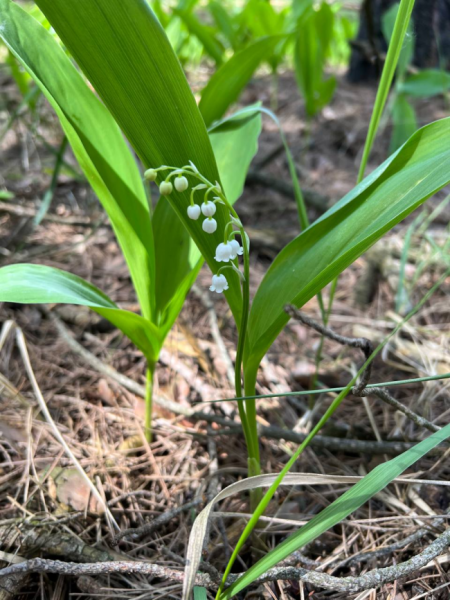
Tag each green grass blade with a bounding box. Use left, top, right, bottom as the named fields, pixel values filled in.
left=0, top=264, right=161, bottom=361
left=221, top=423, right=450, bottom=598
left=357, top=0, right=415, bottom=181
left=214, top=270, right=449, bottom=597
left=0, top=0, right=155, bottom=321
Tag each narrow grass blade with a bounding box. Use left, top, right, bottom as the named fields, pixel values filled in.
left=183, top=469, right=447, bottom=600
left=357, top=0, right=416, bottom=180
left=220, top=424, right=450, bottom=598
left=34, top=136, right=68, bottom=225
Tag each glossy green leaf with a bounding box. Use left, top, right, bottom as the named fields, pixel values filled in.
left=199, top=35, right=284, bottom=127
left=0, top=0, right=155, bottom=321
left=245, top=118, right=450, bottom=383
left=0, top=265, right=161, bottom=361
left=209, top=109, right=262, bottom=204
left=221, top=423, right=450, bottom=597
left=173, top=7, right=224, bottom=65
left=34, top=0, right=242, bottom=326
left=400, top=69, right=450, bottom=97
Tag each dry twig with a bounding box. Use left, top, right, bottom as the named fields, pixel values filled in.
left=112, top=499, right=203, bottom=545
left=285, top=305, right=441, bottom=433
left=1, top=526, right=450, bottom=593
left=42, top=308, right=437, bottom=456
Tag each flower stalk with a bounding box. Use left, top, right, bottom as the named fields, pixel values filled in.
left=145, top=162, right=261, bottom=480
left=144, top=362, right=155, bottom=442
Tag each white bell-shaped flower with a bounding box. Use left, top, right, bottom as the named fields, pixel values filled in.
left=174, top=176, right=188, bottom=192
left=159, top=181, right=173, bottom=196
left=210, top=274, right=228, bottom=293
left=187, top=204, right=201, bottom=220
left=201, top=201, right=216, bottom=217
left=229, top=239, right=244, bottom=259
left=215, top=242, right=233, bottom=263
left=144, top=168, right=157, bottom=182
left=202, top=218, right=217, bottom=233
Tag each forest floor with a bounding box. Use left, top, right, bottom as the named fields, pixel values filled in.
left=0, top=64, right=450, bottom=600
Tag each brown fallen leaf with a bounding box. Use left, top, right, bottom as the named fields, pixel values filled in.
left=47, top=467, right=103, bottom=514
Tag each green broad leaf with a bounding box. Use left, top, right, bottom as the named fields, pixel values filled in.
left=34, top=0, right=243, bottom=327
left=209, top=109, right=262, bottom=204
left=221, top=423, right=450, bottom=598
left=242, top=0, right=286, bottom=39
left=152, top=110, right=262, bottom=335
left=245, top=118, right=450, bottom=382
left=389, top=94, right=417, bottom=153
left=0, top=264, right=161, bottom=361
left=0, top=0, right=155, bottom=321
left=400, top=69, right=450, bottom=97
left=173, top=7, right=224, bottom=65
left=199, top=35, right=284, bottom=127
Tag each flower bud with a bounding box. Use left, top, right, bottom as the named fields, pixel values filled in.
left=201, top=201, right=216, bottom=217
left=159, top=181, right=173, bottom=196
left=174, top=175, right=189, bottom=192
left=187, top=204, right=201, bottom=220
left=144, top=168, right=157, bottom=182
left=202, top=218, right=217, bottom=234
left=210, top=273, right=228, bottom=293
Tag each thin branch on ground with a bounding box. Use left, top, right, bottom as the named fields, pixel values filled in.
left=355, top=386, right=440, bottom=434
left=285, top=305, right=373, bottom=392
left=1, top=526, right=449, bottom=593
left=285, top=305, right=441, bottom=433
left=42, top=307, right=438, bottom=456
left=112, top=499, right=203, bottom=545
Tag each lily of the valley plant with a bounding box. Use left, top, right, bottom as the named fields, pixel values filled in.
left=2, top=0, right=450, bottom=596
